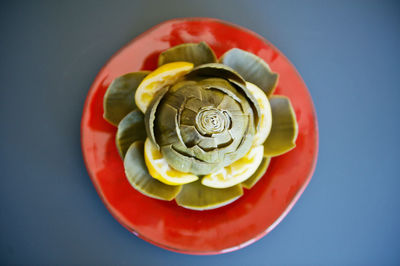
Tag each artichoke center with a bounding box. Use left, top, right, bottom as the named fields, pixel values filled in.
left=195, top=107, right=230, bottom=135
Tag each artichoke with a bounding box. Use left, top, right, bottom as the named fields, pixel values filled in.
left=103, top=42, right=298, bottom=210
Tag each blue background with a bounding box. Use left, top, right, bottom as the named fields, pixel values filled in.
left=1, top=0, right=399, bottom=265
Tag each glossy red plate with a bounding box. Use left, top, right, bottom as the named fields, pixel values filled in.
left=81, top=18, right=318, bottom=255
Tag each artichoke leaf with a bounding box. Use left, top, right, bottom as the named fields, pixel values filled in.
left=145, top=87, right=169, bottom=149
left=116, top=110, right=147, bottom=158
left=229, top=79, right=261, bottom=130
left=179, top=125, right=202, bottom=147
left=155, top=102, right=180, bottom=146
left=170, top=80, right=202, bottom=99
left=212, top=131, right=234, bottom=147
left=158, top=42, right=217, bottom=67
left=263, top=96, right=298, bottom=156
left=217, top=95, right=243, bottom=114
left=103, top=71, right=150, bottom=126
left=197, top=137, right=217, bottom=150
left=161, top=145, right=221, bottom=175
left=184, top=98, right=206, bottom=113
left=175, top=180, right=243, bottom=210
left=199, top=78, right=242, bottom=104
left=223, top=117, right=255, bottom=166
left=124, top=141, right=181, bottom=201
left=185, top=63, right=246, bottom=85
left=241, top=157, right=271, bottom=189
left=220, top=48, right=278, bottom=96
left=191, top=145, right=221, bottom=163
left=216, top=113, right=249, bottom=156
left=180, top=108, right=198, bottom=126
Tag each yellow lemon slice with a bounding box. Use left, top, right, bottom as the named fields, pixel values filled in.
left=246, top=82, right=272, bottom=146
left=201, top=145, right=264, bottom=188
left=135, top=62, right=194, bottom=113
left=144, top=138, right=198, bottom=185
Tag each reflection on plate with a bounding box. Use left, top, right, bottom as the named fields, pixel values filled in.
left=81, top=17, right=318, bottom=255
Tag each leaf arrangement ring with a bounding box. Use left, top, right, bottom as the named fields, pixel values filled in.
left=195, top=107, right=231, bottom=135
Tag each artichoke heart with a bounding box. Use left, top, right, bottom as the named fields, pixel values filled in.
left=148, top=76, right=256, bottom=175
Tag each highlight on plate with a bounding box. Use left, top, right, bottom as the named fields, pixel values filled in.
left=103, top=42, right=298, bottom=210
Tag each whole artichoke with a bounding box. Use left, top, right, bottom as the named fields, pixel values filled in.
left=103, top=42, right=298, bottom=210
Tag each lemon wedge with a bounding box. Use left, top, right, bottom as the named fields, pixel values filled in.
left=201, top=145, right=264, bottom=188
left=246, top=82, right=272, bottom=145
left=144, top=138, right=198, bottom=185
left=135, top=62, right=193, bottom=113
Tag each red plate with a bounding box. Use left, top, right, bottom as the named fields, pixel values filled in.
left=81, top=18, right=318, bottom=254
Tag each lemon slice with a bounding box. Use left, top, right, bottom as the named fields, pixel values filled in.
left=246, top=82, right=272, bottom=145
left=135, top=62, right=194, bottom=113
left=202, top=145, right=264, bottom=188
left=144, top=138, right=198, bottom=185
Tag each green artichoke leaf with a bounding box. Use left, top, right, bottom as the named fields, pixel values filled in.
left=241, top=157, right=271, bottom=189
left=161, top=145, right=221, bottom=175
left=217, top=94, right=243, bottom=114
left=184, top=97, right=206, bottom=113
left=145, top=86, right=169, bottom=149
left=103, top=71, right=150, bottom=126
left=197, top=137, right=217, bottom=150
left=180, top=108, right=198, bottom=126
left=158, top=42, right=217, bottom=67
left=223, top=115, right=255, bottom=166
left=263, top=96, right=298, bottom=156
left=185, top=63, right=246, bottom=85
left=175, top=180, right=243, bottom=210
left=218, top=114, right=247, bottom=155
left=124, top=141, right=181, bottom=201
left=179, top=125, right=202, bottom=147
left=199, top=78, right=242, bottom=104
left=116, top=110, right=147, bottom=158
left=191, top=145, right=222, bottom=163
left=212, top=131, right=233, bottom=147
left=154, top=101, right=181, bottom=146
left=229, top=79, right=261, bottom=130
left=169, top=80, right=202, bottom=99
left=220, top=48, right=278, bottom=97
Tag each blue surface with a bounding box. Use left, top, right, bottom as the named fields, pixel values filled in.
left=1, top=0, right=399, bottom=265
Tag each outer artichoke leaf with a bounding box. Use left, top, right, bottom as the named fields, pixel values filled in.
left=185, top=63, right=246, bottom=85
left=124, top=141, right=181, bottom=201
left=103, top=71, right=150, bottom=126
left=175, top=180, right=243, bottom=210
left=241, top=157, right=271, bottom=189
left=220, top=48, right=278, bottom=96
left=263, top=96, right=298, bottom=156
left=158, top=42, right=217, bottom=67
left=145, top=87, right=169, bottom=149
left=116, top=110, right=147, bottom=158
